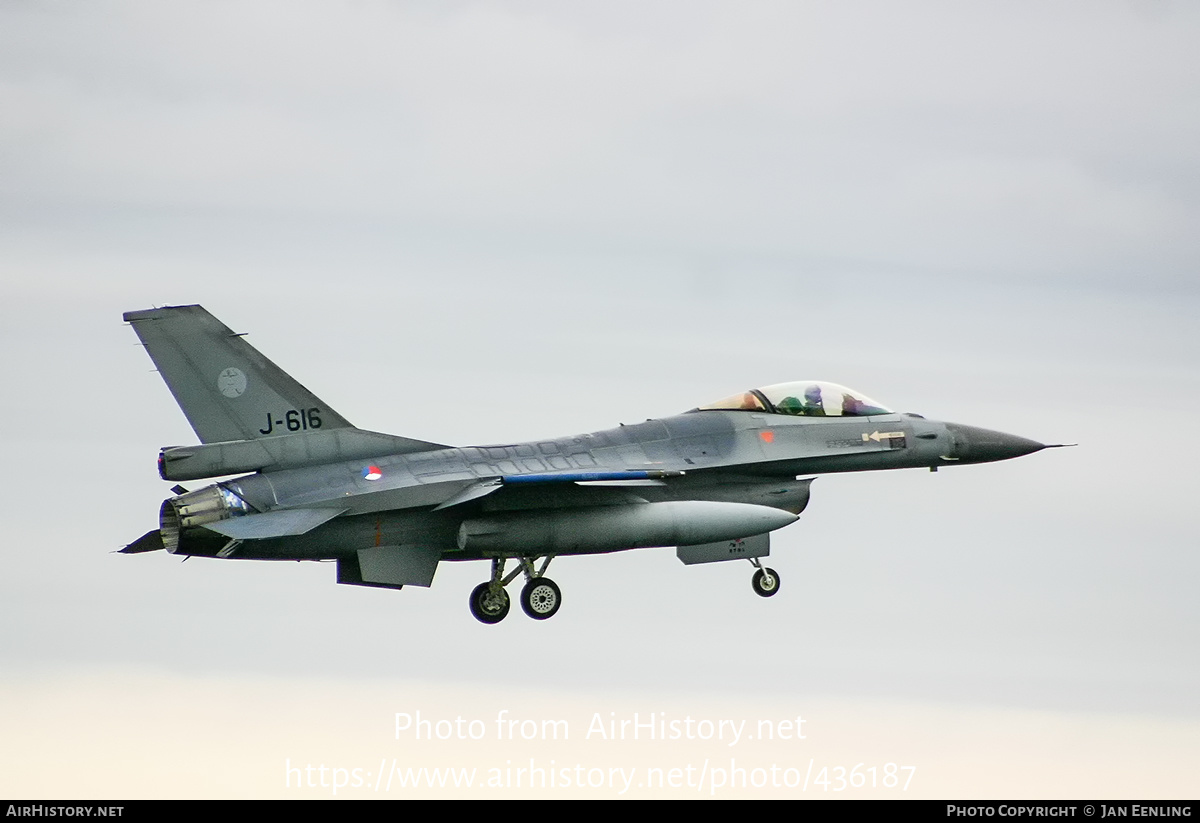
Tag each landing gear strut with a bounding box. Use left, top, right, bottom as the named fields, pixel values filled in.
left=468, top=555, right=561, bottom=624
left=749, top=557, right=780, bottom=598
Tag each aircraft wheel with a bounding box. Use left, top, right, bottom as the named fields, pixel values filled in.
left=520, top=577, right=562, bottom=620
left=752, top=568, right=780, bottom=598
left=469, top=582, right=510, bottom=624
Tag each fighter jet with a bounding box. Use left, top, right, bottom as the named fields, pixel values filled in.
left=121, top=305, right=1060, bottom=624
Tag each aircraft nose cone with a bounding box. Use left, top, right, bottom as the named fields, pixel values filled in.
left=945, top=423, right=1045, bottom=464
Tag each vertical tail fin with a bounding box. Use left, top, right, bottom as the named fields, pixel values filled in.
left=124, top=305, right=353, bottom=444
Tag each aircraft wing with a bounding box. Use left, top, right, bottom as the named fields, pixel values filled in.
left=432, top=470, right=683, bottom=510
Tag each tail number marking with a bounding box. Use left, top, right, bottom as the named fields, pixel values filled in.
left=259, top=408, right=323, bottom=435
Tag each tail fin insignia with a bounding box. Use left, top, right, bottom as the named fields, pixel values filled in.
left=124, top=305, right=353, bottom=444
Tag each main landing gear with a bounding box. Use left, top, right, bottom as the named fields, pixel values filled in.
left=469, top=556, right=560, bottom=625
left=468, top=581, right=510, bottom=624
left=749, top=557, right=780, bottom=598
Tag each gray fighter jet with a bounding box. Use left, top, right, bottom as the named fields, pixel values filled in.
left=122, top=305, right=1060, bottom=624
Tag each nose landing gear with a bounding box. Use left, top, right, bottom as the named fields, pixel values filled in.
left=749, top=557, right=780, bottom=597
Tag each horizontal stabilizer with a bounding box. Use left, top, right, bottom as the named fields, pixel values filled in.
left=119, top=529, right=165, bottom=554
left=203, top=507, right=346, bottom=540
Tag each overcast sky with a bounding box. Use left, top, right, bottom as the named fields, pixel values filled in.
left=1, top=1, right=1197, bottom=799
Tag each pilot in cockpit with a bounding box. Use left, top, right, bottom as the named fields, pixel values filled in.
left=696, top=382, right=891, bottom=418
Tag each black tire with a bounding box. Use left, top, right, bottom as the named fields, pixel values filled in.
left=469, top=582, right=510, bottom=624
left=520, top=577, right=562, bottom=620
left=752, top=568, right=780, bottom=598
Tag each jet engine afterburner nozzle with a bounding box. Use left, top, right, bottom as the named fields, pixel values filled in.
left=159, top=484, right=251, bottom=554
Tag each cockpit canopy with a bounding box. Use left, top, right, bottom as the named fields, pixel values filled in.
left=697, top=381, right=892, bottom=418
